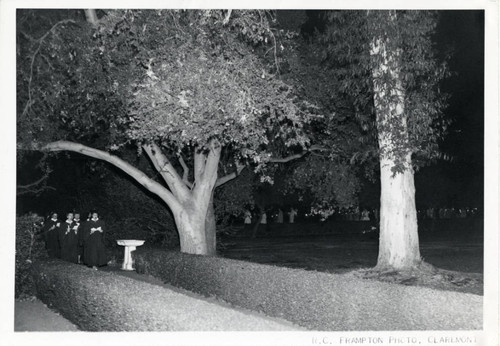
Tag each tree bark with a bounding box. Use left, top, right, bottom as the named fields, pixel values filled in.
left=376, top=155, right=421, bottom=270
left=369, top=12, right=422, bottom=271
left=174, top=205, right=209, bottom=255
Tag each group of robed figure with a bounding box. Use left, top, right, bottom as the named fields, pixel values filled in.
left=39, top=211, right=107, bottom=269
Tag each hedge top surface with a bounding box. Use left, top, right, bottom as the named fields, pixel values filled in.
left=32, top=259, right=305, bottom=331
left=134, top=249, right=483, bottom=331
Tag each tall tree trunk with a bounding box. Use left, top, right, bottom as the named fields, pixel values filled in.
left=142, top=141, right=221, bottom=255
left=169, top=182, right=216, bottom=256
left=369, top=11, right=422, bottom=271
left=174, top=206, right=209, bottom=255
left=376, top=155, right=421, bottom=269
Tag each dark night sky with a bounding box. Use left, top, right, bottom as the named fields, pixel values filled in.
left=436, top=11, right=484, bottom=167
left=416, top=11, right=485, bottom=208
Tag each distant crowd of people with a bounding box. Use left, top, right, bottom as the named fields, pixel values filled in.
left=335, top=206, right=481, bottom=221
left=39, top=210, right=107, bottom=270
left=243, top=205, right=482, bottom=225
left=244, top=207, right=298, bottom=226
left=420, top=207, right=481, bottom=219
left=339, top=207, right=376, bottom=222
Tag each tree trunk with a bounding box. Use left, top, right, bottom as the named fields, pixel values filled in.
left=369, top=11, right=422, bottom=271
left=376, top=155, right=421, bottom=270
left=174, top=206, right=209, bottom=255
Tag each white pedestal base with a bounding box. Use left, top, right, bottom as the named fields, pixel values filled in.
left=122, top=245, right=136, bottom=271
left=116, top=240, right=145, bottom=271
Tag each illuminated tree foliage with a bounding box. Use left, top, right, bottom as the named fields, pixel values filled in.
left=17, top=9, right=316, bottom=255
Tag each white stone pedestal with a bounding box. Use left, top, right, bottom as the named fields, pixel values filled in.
left=116, top=240, right=145, bottom=271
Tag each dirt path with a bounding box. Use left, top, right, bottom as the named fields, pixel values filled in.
left=15, top=298, right=79, bottom=331
left=15, top=265, right=300, bottom=332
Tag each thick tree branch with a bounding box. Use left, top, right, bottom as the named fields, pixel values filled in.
left=42, top=141, right=180, bottom=210
left=194, top=150, right=206, bottom=183
left=215, top=144, right=328, bottom=187
left=142, top=143, right=190, bottom=200
left=268, top=145, right=328, bottom=163
left=193, top=140, right=221, bottom=203
left=142, top=144, right=166, bottom=180
left=177, top=155, right=194, bottom=188
left=269, top=152, right=307, bottom=163
left=215, top=162, right=245, bottom=188
left=204, top=140, right=222, bottom=184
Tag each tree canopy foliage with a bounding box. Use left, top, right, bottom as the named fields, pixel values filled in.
left=321, top=10, right=449, bottom=173
left=18, top=10, right=314, bottom=166
left=17, top=9, right=364, bottom=222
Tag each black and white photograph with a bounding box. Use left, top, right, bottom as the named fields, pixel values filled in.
left=1, top=0, right=498, bottom=345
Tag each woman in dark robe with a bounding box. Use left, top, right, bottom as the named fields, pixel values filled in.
left=73, top=212, right=84, bottom=264
left=41, top=212, right=61, bottom=258
left=83, top=211, right=107, bottom=269
left=58, top=212, right=79, bottom=263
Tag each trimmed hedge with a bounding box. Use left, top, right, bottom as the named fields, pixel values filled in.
left=134, top=249, right=483, bottom=331
left=31, top=259, right=302, bottom=331
left=16, top=214, right=48, bottom=298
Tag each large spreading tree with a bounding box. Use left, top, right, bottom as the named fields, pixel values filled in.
left=17, top=9, right=319, bottom=255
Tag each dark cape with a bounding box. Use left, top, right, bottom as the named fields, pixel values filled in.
left=83, top=218, right=107, bottom=267
left=42, top=219, right=61, bottom=258
left=74, top=219, right=84, bottom=262
left=58, top=220, right=79, bottom=263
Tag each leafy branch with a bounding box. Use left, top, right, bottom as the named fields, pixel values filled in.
left=22, top=19, right=76, bottom=119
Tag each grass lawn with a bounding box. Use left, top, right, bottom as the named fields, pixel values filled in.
left=220, top=223, right=483, bottom=295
